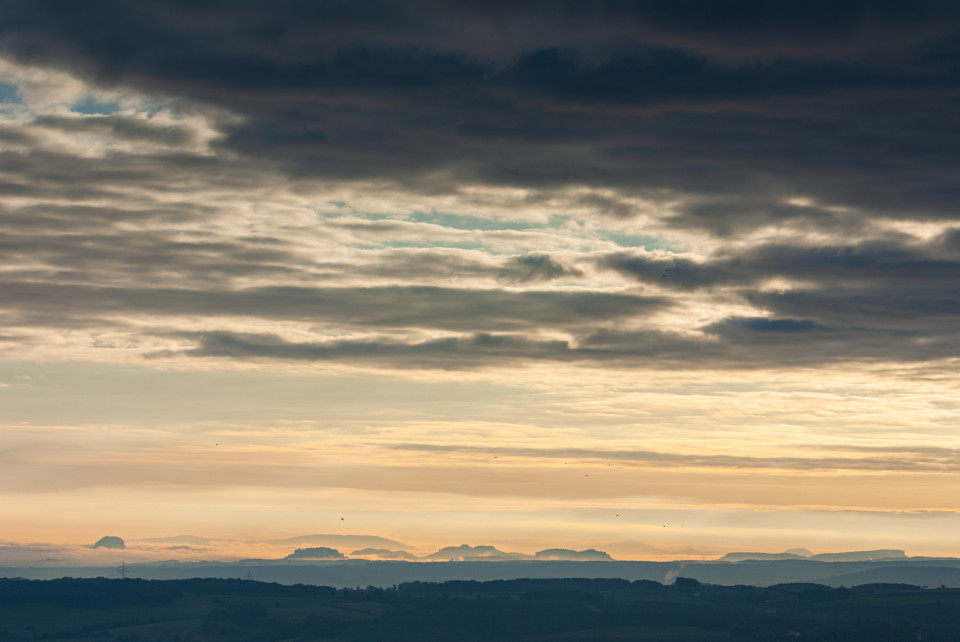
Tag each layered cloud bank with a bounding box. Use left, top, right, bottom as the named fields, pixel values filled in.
left=0, top=2, right=958, bottom=371
left=1, top=2, right=959, bottom=554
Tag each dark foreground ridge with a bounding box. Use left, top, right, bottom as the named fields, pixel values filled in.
left=2, top=577, right=959, bottom=641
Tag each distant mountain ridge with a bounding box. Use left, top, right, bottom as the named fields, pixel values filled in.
left=424, top=545, right=528, bottom=561
left=350, top=548, right=417, bottom=560
left=422, top=545, right=615, bottom=561
left=285, top=547, right=345, bottom=560
left=81, top=534, right=914, bottom=567
left=535, top=548, right=613, bottom=561
left=720, top=549, right=907, bottom=563
left=719, top=552, right=808, bottom=562
left=809, top=550, right=906, bottom=562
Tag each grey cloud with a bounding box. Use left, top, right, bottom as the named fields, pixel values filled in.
left=597, top=254, right=729, bottom=291
left=34, top=114, right=199, bottom=147
left=0, top=123, right=37, bottom=146
left=0, top=229, right=309, bottom=289
left=0, top=202, right=221, bottom=230
left=745, top=290, right=960, bottom=333
left=601, top=236, right=960, bottom=296
left=0, top=282, right=667, bottom=334
left=164, top=331, right=575, bottom=370
left=596, top=235, right=960, bottom=357
left=166, top=318, right=960, bottom=370
left=497, top=254, right=583, bottom=284
left=0, top=142, right=278, bottom=203
left=577, top=193, right=637, bottom=220
left=933, top=227, right=960, bottom=253
left=663, top=197, right=862, bottom=237
left=345, top=252, right=501, bottom=283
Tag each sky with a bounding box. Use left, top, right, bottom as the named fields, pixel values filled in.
left=2, top=0, right=960, bottom=562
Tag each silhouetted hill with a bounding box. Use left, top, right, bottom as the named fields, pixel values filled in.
left=351, top=548, right=417, bottom=560
left=720, top=549, right=908, bottom=563
left=784, top=547, right=814, bottom=557
left=534, top=548, right=613, bottom=561
left=424, top=545, right=528, bottom=561
left=284, top=547, right=344, bottom=560
left=719, top=551, right=808, bottom=562
left=92, top=536, right=125, bottom=549
left=9, top=557, right=960, bottom=589
left=810, top=549, right=907, bottom=562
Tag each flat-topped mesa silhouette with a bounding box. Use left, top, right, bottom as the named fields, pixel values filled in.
left=719, top=551, right=809, bottom=562
left=534, top=548, right=613, bottom=561
left=719, top=549, right=907, bottom=562
left=350, top=548, right=417, bottom=560
left=284, top=547, right=344, bottom=560
left=809, top=549, right=907, bottom=562
left=92, top=536, right=125, bottom=549
left=424, top=545, right=528, bottom=561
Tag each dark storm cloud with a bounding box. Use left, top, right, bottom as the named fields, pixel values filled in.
left=1, top=1, right=958, bottom=221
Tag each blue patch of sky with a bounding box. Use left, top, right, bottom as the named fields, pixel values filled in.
left=0, top=82, right=22, bottom=104
left=71, top=94, right=122, bottom=115
left=369, top=240, right=488, bottom=251
left=595, top=230, right=677, bottom=251
left=322, top=202, right=683, bottom=253
left=409, top=210, right=570, bottom=232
